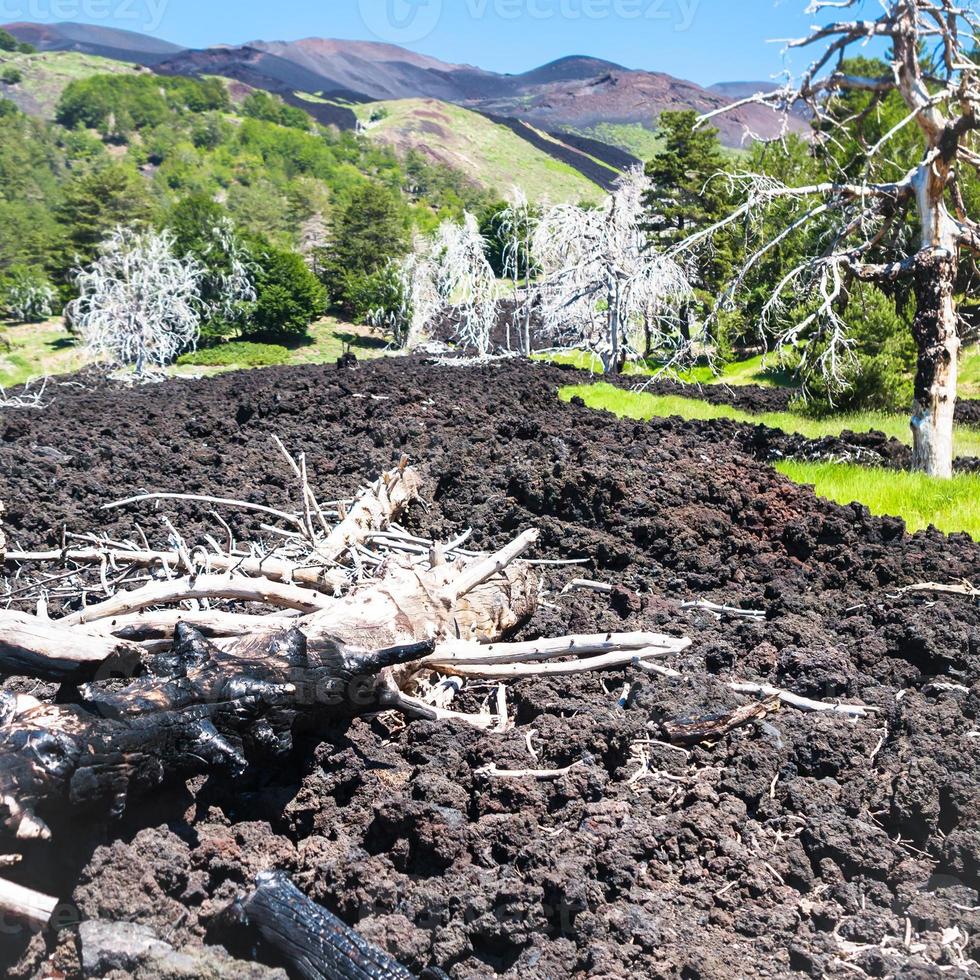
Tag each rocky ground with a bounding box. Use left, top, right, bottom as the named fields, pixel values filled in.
left=0, top=357, right=977, bottom=978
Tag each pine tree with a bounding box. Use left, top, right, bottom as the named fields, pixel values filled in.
left=55, top=164, right=154, bottom=277
left=644, top=111, right=735, bottom=301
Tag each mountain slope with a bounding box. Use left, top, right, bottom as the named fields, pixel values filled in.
left=353, top=99, right=606, bottom=203
left=3, top=23, right=807, bottom=148
left=0, top=49, right=147, bottom=118
left=3, top=21, right=184, bottom=65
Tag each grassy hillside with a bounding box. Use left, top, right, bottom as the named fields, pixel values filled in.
left=576, top=122, right=664, bottom=160
left=354, top=99, right=604, bottom=204
left=0, top=49, right=144, bottom=117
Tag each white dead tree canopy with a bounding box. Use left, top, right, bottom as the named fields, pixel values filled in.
left=69, top=227, right=204, bottom=377
left=534, top=167, right=692, bottom=374
left=371, top=236, right=441, bottom=350
left=202, top=216, right=257, bottom=327
left=690, top=0, right=980, bottom=478
left=434, top=211, right=498, bottom=358
left=375, top=213, right=497, bottom=356
left=496, top=186, right=540, bottom=356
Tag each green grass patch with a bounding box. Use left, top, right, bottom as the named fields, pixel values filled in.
left=560, top=382, right=980, bottom=459
left=775, top=461, right=980, bottom=538
left=177, top=341, right=290, bottom=367
left=0, top=319, right=89, bottom=386
left=2, top=316, right=390, bottom=383
left=538, top=349, right=792, bottom=387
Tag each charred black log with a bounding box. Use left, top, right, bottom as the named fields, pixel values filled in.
left=226, top=871, right=418, bottom=980
left=0, top=625, right=436, bottom=841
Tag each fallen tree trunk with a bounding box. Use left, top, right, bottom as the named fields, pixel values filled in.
left=0, top=625, right=441, bottom=841
left=0, top=531, right=542, bottom=840
left=0, top=876, right=58, bottom=930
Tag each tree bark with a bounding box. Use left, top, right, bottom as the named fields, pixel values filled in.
left=911, top=249, right=959, bottom=478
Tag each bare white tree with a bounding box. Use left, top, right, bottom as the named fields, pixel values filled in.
left=69, top=228, right=204, bottom=377
left=370, top=233, right=442, bottom=350
left=496, top=187, right=540, bottom=355
left=434, top=212, right=498, bottom=358
left=373, top=214, right=498, bottom=356
left=688, top=0, right=980, bottom=478
left=533, top=167, right=692, bottom=373
left=201, top=217, right=257, bottom=330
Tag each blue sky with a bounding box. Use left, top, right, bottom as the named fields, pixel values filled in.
left=3, top=0, right=866, bottom=86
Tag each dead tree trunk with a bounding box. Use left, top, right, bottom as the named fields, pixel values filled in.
left=910, top=152, right=961, bottom=478
left=911, top=252, right=959, bottom=477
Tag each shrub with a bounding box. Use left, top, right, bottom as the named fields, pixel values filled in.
left=0, top=30, right=32, bottom=54
left=176, top=340, right=288, bottom=367
left=241, top=91, right=311, bottom=130
left=247, top=244, right=326, bottom=339
left=340, top=265, right=404, bottom=325
left=1, top=266, right=56, bottom=322
left=1, top=67, right=22, bottom=85
left=166, top=195, right=256, bottom=345
left=795, top=285, right=917, bottom=414
left=56, top=75, right=229, bottom=138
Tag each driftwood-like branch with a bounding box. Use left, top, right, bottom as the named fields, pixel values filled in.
left=0, top=611, right=142, bottom=682
left=5, top=547, right=349, bottom=597
left=663, top=699, right=778, bottom=746
left=475, top=761, right=586, bottom=780
left=0, top=877, right=58, bottom=929
left=60, top=574, right=335, bottom=627
left=891, top=579, right=979, bottom=599
left=728, top=681, right=876, bottom=717
left=0, top=528, right=546, bottom=840
left=313, top=461, right=422, bottom=565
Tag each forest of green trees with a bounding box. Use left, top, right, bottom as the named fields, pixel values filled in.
left=0, top=71, right=498, bottom=347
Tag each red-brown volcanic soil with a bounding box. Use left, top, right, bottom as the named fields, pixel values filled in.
left=0, top=358, right=978, bottom=978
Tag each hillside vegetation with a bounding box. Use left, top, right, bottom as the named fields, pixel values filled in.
left=0, top=49, right=143, bottom=117
left=354, top=99, right=604, bottom=204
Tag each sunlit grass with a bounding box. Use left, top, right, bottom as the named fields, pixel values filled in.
left=543, top=344, right=980, bottom=396
left=560, top=382, right=980, bottom=459
left=775, top=461, right=980, bottom=539
left=563, top=382, right=980, bottom=538
left=537, top=348, right=792, bottom=387
left=0, top=319, right=89, bottom=387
